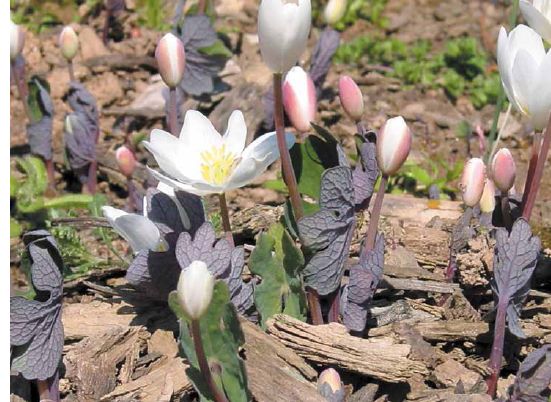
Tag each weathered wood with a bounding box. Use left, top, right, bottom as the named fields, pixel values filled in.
left=381, top=276, right=460, bottom=294
left=266, top=314, right=430, bottom=383
left=81, top=54, right=157, bottom=71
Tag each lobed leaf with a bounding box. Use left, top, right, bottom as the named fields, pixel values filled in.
left=64, top=111, right=97, bottom=184
left=310, top=27, right=340, bottom=96
left=352, top=129, right=378, bottom=210
left=508, top=344, right=551, bottom=402
left=26, top=76, right=54, bottom=160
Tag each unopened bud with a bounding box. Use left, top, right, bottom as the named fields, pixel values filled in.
left=155, top=33, right=186, bottom=88
left=177, top=261, right=214, bottom=320
left=10, top=21, right=25, bottom=61
left=317, top=368, right=345, bottom=402
left=376, top=116, right=412, bottom=176
left=338, top=75, right=364, bottom=122
left=324, top=0, right=347, bottom=26
left=116, top=146, right=137, bottom=178
left=59, top=26, right=79, bottom=60
left=283, top=66, right=317, bottom=133
left=460, top=158, right=486, bottom=207
left=491, top=148, right=516, bottom=193
left=479, top=179, right=496, bottom=214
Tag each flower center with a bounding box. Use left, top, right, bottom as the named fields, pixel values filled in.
left=200, top=144, right=238, bottom=185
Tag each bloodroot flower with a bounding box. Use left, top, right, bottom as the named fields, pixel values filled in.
left=177, top=260, right=215, bottom=320
left=460, top=158, right=486, bottom=207
left=10, top=20, right=25, bottom=61
left=519, top=0, right=551, bottom=42
left=376, top=116, right=412, bottom=176
left=324, top=0, right=347, bottom=26
left=144, top=110, right=295, bottom=196
left=155, top=33, right=186, bottom=88
left=59, top=26, right=79, bottom=60
left=338, top=75, right=364, bottom=122
left=116, top=145, right=137, bottom=178
left=491, top=148, right=516, bottom=193
left=283, top=66, right=317, bottom=133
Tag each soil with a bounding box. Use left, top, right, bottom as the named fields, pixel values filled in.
left=9, top=0, right=551, bottom=401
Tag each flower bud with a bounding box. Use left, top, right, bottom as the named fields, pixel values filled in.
left=324, top=0, right=347, bottom=26
left=376, top=116, right=412, bottom=176
left=155, top=33, right=186, bottom=88
left=282, top=66, right=317, bottom=133
left=491, top=148, right=516, bottom=193
left=177, top=261, right=215, bottom=320
left=10, top=20, right=25, bottom=61
left=338, top=75, right=364, bottom=122
left=479, top=179, right=496, bottom=214
left=317, top=368, right=345, bottom=402
left=59, top=26, right=79, bottom=60
left=116, top=146, right=137, bottom=178
left=258, top=0, right=312, bottom=73
left=459, top=158, right=486, bottom=207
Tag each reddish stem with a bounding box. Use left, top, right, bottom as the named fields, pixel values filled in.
left=218, top=193, right=234, bottom=247
left=327, top=290, right=340, bottom=323
left=169, top=87, right=178, bottom=136
left=364, top=174, right=388, bottom=253
left=11, top=60, right=30, bottom=119
left=45, top=159, right=56, bottom=195
left=191, top=320, right=229, bottom=402
left=37, top=380, right=50, bottom=401
left=486, top=295, right=509, bottom=398
left=68, top=60, right=76, bottom=82
left=197, top=0, right=207, bottom=14
left=306, top=289, right=323, bottom=325
left=522, top=115, right=551, bottom=221
left=87, top=160, right=97, bottom=194
left=521, top=131, right=541, bottom=211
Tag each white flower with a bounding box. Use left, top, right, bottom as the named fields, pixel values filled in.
left=497, top=24, right=551, bottom=130
left=283, top=66, right=317, bottom=132
left=177, top=260, right=215, bottom=320
left=258, top=0, right=312, bottom=73
left=102, top=205, right=168, bottom=253
left=520, top=0, right=551, bottom=42
left=324, top=0, right=347, bottom=26
left=155, top=33, right=186, bottom=88
left=10, top=20, right=25, bottom=61
left=376, top=116, right=412, bottom=176
left=144, top=110, right=295, bottom=196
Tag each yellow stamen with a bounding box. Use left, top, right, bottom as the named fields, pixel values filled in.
left=200, top=144, right=238, bottom=185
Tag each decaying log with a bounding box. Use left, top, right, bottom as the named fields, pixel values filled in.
left=266, top=314, right=430, bottom=383
left=81, top=54, right=157, bottom=72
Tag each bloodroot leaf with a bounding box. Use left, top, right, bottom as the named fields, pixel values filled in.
left=491, top=218, right=541, bottom=338
left=298, top=166, right=355, bottom=296
left=179, top=15, right=229, bottom=96
left=65, top=82, right=99, bottom=138
left=343, top=234, right=385, bottom=332
left=249, top=223, right=307, bottom=328
left=228, top=247, right=256, bottom=317
left=26, top=76, right=54, bottom=160
left=509, top=344, right=551, bottom=402
left=64, top=112, right=96, bottom=184
left=11, top=230, right=64, bottom=381
left=352, top=129, right=378, bottom=210
left=310, top=27, right=340, bottom=96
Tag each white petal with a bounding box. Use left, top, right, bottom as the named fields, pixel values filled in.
left=508, top=24, right=546, bottom=64
left=102, top=206, right=164, bottom=252
left=497, top=27, right=519, bottom=111
left=529, top=50, right=551, bottom=129
left=520, top=0, right=551, bottom=42
left=511, top=49, right=539, bottom=116
left=147, top=167, right=221, bottom=196
left=222, top=110, right=247, bottom=155
left=179, top=110, right=222, bottom=151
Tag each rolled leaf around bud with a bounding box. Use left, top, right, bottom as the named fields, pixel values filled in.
left=155, top=33, right=186, bottom=88
left=177, top=260, right=215, bottom=320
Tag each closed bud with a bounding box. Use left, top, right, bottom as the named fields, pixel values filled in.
left=177, top=261, right=215, bottom=320
left=479, top=179, right=496, bottom=214
left=10, top=20, right=25, bottom=61
left=338, top=75, right=364, bottom=122
left=155, top=33, right=186, bottom=88
left=59, top=26, right=79, bottom=60
left=317, top=368, right=345, bottom=402
left=324, top=0, right=347, bottom=26
left=258, top=0, right=312, bottom=73
left=116, top=146, right=137, bottom=178
left=283, top=66, right=317, bottom=133
left=460, top=158, right=486, bottom=207
left=491, top=148, right=516, bottom=193
left=376, top=116, right=412, bottom=176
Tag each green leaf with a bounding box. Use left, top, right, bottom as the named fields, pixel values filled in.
left=15, top=156, right=48, bottom=212
left=198, top=39, right=232, bottom=58
left=404, top=164, right=433, bottom=187
left=169, top=281, right=251, bottom=402
left=249, top=223, right=307, bottom=328
left=11, top=218, right=22, bottom=238
left=26, top=76, right=51, bottom=124
left=42, top=194, right=94, bottom=210
left=10, top=174, right=20, bottom=198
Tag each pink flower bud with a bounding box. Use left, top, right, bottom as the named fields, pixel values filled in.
left=491, top=148, right=516, bottom=193
left=376, top=116, right=412, bottom=176
left=10, top=20, right=25, bottom=61
left=155, top=33, right=186, bottom=88
left=116, top=146, right=137, bottom=178
left=338, top=75, right=364, bottom=122
left=479, top=179, right=496, bottom=214
left=459, top=158, right=486, bottom=207
left=318, top=368, right=344, bottom=401
left=59, top=26, right=79, bottom=60
left=283, top=66, right=317, bottom=133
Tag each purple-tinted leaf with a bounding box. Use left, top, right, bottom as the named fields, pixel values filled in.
left=509, top=344, right=551, bottom=402
left=26, top=77, right=54, bottom=160
left=64, top=112, right=96, bottom=184
left=146, top=188, right=185, bottom=234
left=228, top=247, right=256, bottom=316
left=299, top=166, right=355, bottom=295
left=176, top=222, right=232, bottom=279
left=352, top=129, right=378, bottom=210
left=491, top=218, right=541, bottom=339
left=11, top=55, right=27, bottom=95
left=174, top=190, right=205, bottom=235
left=179, top=15, right=227, bottom=96
left=65, top=82, right=99, bottom=140
left=343, top=234, right=384, bottom=332
left=310, top=27, right=340, bottom=96
left=11, top=230, right=64, bottom=381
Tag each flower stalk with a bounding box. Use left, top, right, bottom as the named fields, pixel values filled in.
left=218, top=193, right=234, bottom=247
left=364, top=174, right=388, bottom=252
left=169, top=88, right=178, bottom=136
left=486, top=293, right=509, bottom=397
left=273, top=73, right=303, bottom=221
